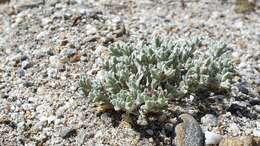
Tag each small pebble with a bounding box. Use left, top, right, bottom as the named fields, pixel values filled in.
left=60, top=127, right=77, bottom=139
left=237, top=84, right=249, bottom=95
left=23, top=81, right=33, bottom=87
left=146, top=129, right=154, bottom=136
left=66, top=48, right=77, bottom=57
left=21, top=55, right=28, bottom=61
left=47, top=48, right=54, bottom=56
left=60, top=40, right=69, bottom=46
left=22, top=60, right=32, bottom=69
left=47, top=68, right=58, bottom=78
left=16, top=69, right=25, bottom=77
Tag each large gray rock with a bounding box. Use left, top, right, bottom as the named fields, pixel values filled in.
left=175, top=114, right=205, bottom=146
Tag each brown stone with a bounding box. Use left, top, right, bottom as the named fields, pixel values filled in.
left=70, top=54, right=81, bottom=62
left=235, top=0, right=255, bottom=13
left=253, top=137, right=260, bottom=146
left=0, top=0, right=9, bottom=4
left=96, top=103, right=114, bottom=113
left=60, top=57, right=69, bottom=64
left=219, top=136, right=253, bottom=146
left=256, top=86, right=260, bottom=94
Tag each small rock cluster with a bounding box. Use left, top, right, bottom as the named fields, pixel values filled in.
left=175, top=114, right=260, bottom=146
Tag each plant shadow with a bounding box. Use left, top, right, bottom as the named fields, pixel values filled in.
left=96, top=93, right=257, bottom=146
left=97, top=109, right=178, bottom=146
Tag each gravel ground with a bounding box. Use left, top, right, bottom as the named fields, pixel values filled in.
left=0, top=0, right=259, bottom=145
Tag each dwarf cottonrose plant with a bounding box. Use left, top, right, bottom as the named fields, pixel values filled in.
left=80, top=37, right=236, bottom=119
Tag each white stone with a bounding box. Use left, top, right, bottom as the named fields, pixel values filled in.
left=47, top=68, right=58, bottom=78
left=205, top=131, right=223, bottom=145
left=85, top=24, right=97, bottom=35
left=254, top=105, right=260, bottom=113
left=253, top=129, right=260, bottom=137
left=96, top=70, right=106, bottom=81
left=49, top=56, right=61, bottom=68
left=47, top=115, right=57, bottom=124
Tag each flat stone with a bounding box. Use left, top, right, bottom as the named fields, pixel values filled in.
left=146, top=129, right=154, bottom=136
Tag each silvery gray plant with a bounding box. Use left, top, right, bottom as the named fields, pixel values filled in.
left=80, top=37, right=236, bottom=119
